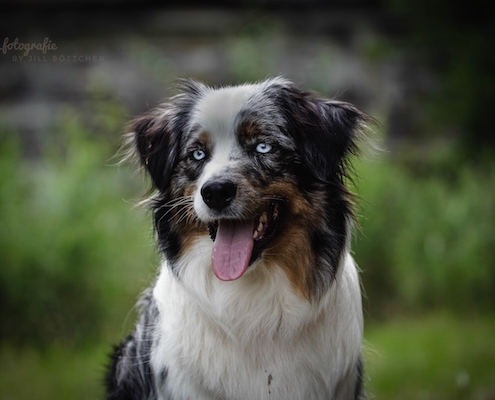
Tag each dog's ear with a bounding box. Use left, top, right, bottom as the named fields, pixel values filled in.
left=273, top=80, right=368, bottom=183
left=128, top=80, right=206, bottom=192
left=298, top=98, right=368, bottom=183
left=128, top=107, right=180, bottom=192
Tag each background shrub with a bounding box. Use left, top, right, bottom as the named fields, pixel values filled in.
left=0, top=114, right=157, bottom=346
left=2, top=109, right=494, bottom=348
left=354, top=155, right=495, bottom=318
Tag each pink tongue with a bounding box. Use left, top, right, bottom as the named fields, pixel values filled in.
left=212, top=220, right=255, bottom=281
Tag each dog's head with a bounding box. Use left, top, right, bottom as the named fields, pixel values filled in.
left=129, top=78, right=368, bottom=299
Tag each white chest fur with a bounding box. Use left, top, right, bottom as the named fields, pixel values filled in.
left=150, top=239, right=363, bottom=400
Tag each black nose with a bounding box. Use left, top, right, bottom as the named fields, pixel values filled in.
left=201, top=180, right=237, bottom=212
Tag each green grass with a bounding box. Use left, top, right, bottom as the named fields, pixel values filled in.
left=364, top=313, right=495, bottom=400
left=0, top=343, right=108, bottom=400
left=0, top=314, right=494, bottom=399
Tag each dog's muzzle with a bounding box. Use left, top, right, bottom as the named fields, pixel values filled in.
left=199, top=179, right=285, bottom=282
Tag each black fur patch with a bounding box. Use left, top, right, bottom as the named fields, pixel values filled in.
left=354, top=356, right=365, bottom=399
left=106, top=290, right=160, bottom=400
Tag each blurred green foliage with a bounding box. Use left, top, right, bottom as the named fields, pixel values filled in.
left=0, top=112, right=157, bottom=347
left=354, top=152, right=495, bottom=318
left=1, top=109, right=494, bottom=348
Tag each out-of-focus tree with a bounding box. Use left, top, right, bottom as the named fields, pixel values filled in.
left=388, top=0, right=495, bottom=160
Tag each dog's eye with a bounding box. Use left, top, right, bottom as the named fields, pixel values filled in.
left=255, top=143, right=272, bottom=154
left=192, top=149, right=206, bottom=161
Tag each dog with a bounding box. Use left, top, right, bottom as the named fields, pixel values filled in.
left=106, top=77, right=370, bottom=400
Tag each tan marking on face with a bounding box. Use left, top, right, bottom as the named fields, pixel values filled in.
left=266, top=223, right=315, bottom=300
left=260, top=180, right=325, bottom=300
left=237, top=119, right=264, bottom=144
left=179, top=227, right=209, bottom=258
left=197, top=130, right=213, bottom=149
left=183, top=182, right=197, bottom=198
left=262, top=180, right=324, bottom=225
left=172, top=181, right=209, bottom=257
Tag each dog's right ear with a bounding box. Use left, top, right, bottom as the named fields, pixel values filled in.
left=128, top=107, right=180, bottom=192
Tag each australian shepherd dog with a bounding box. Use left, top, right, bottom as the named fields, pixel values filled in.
left=106, top=77, right=370, bottom=400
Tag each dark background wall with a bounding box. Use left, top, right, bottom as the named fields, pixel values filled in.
left=0, top=1, right=411, bottom=154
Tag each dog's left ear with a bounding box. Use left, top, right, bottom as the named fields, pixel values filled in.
left=274, top=80, right=369, bottom=183
left=298, top=98, right=368, bottom=183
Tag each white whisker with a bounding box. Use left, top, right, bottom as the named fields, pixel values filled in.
left=153, top=195, right=201, bottom=226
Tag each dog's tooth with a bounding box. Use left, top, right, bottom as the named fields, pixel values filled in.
left=257, top=221, right=264, bottom=233
left=253, top=230, right=260, bottom=240
left=260, top=212, right=268, bottom=224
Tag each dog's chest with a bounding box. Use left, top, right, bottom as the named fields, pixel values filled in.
left=151, top=307, right=336, bottom=400
left=149, top=263, right=361, bottom=400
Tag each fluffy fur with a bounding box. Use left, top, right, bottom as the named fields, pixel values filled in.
left=106, top=77, right=370, bottom=400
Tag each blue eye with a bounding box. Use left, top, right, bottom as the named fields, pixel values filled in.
left=192, top=149, right=206, bottom=161
left=255, top=143, right=272, bottom=154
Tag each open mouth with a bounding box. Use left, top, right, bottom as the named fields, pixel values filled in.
left=208, top=200, right=285, bottom=281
